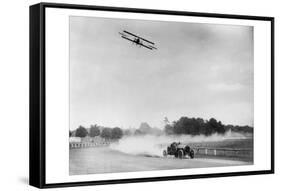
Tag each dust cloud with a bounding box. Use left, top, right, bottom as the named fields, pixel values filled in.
left=110, top=131, right=250, bottom=157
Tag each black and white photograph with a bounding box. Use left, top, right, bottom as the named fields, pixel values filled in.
left=69, top=16, right=254, bottom=175
left=0, top=0, right=278, bottom=190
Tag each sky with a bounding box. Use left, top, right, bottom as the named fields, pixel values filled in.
left=69, top=16, right=253, bottom=130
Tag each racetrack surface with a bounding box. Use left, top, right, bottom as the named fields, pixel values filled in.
left=69, top=147, right=252, bottom=175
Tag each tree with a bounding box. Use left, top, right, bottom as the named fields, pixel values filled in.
left=230, top=125, right=253, bottom=133
left=75, top=125, right=88, bottom=138
left=138, top=122, right=152, bottom=134
left=207, top=118, right=225, bottom=134
left=69, top=130, right=72, bottom=137
left=101, top=128, right=112, bottom=139
left=161, top=116, right=252, bottom=136
left=164, top=117, right=170, bottom=125
left=134, top=129, right=145, bottom=136
left=164, top=124, right=174, bottom=135
left=173, top=117, right=199, bottom=135
left=123, top=128, right=134, bottom=136
left=89, top=125, right=100, bottom=137
left=111, top=127, right=123, bottom=139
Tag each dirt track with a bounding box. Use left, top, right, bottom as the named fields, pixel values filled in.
left=69, top=147, right=252, bottom=175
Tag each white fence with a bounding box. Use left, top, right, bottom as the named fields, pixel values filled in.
left=69, top=142, right=110, bottom=149
left=193, top=147, right=253, bottom=157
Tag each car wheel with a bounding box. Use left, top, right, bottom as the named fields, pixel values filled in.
left=163, top=150, right=167, bottom=157
left=178, top=149, right=184, bottom=159
left=190, top=150, right=194, bottom=159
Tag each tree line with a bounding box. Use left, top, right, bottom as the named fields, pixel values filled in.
left=71, top=125, right=123, bottom=140
left=164, top=117, right=253, bottom=136
left=70, top=116, right=253, bottom=139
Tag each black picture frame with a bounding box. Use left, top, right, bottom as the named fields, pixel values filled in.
left=29, top=2, right=275, bottom=189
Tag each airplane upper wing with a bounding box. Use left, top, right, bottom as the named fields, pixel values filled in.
left=123, top=30, right=155, bottom=45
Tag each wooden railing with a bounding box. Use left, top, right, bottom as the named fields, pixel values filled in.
left=193, top=147, right=253, bottom=157
left=69, top=142, right=110, bottom=149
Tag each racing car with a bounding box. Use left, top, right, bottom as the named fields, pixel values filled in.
left=163, top=142, right=194, bottom=159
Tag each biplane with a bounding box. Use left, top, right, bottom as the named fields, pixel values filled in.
left=119, top=30, right=157, bottom=50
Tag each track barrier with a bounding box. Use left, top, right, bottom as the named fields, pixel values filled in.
left=69, top=142, right=110, bottom=149
left=194, top=147, right=253, bottom=157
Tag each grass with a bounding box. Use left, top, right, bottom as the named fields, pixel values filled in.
left=188, top=138, right=253, bottom=162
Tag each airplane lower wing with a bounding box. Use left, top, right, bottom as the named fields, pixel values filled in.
left=139, top=43, right=153, bottom=50
left=148, top=45, right=157, bottom=50
left=121, top=36, right=135, bottom=43
left=121, top=36, right=153, bottom=50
